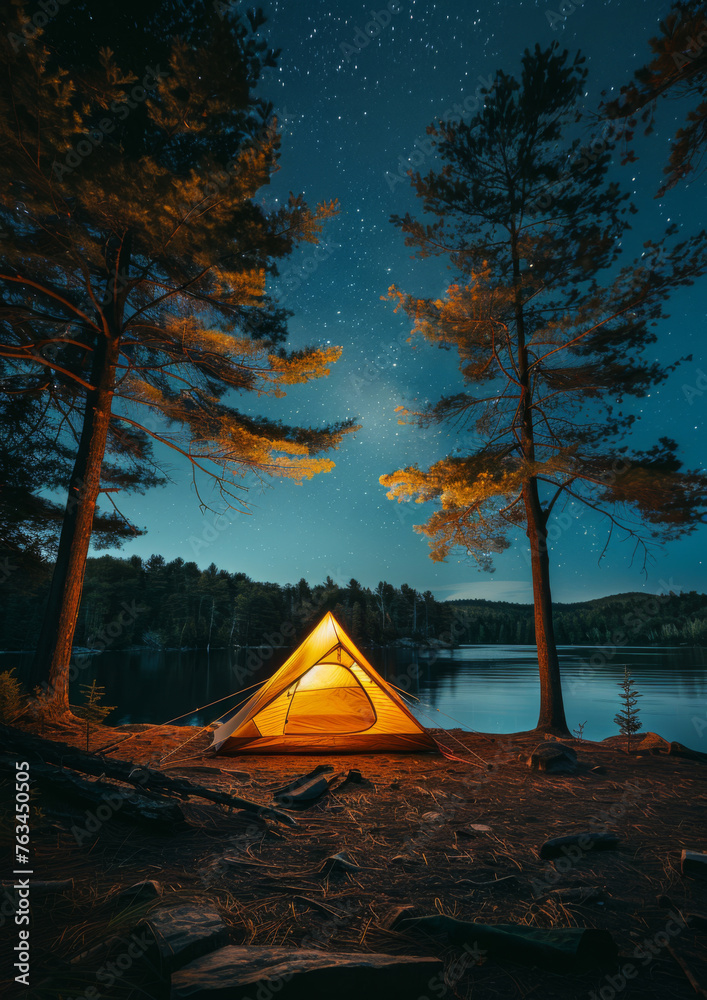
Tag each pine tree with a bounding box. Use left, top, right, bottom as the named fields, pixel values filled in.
left=0, top=2, right=357, bottom=715
left=614, top=667, right=643, bottom=752
left=351, top=601, right=364, bottom=642
left=381, top=44, right=707, bottom=735
left=75, top=679, right=116, bottom=750
left=0, top=365, right=162, bottom=564
left=603, top=2, right=707, bottom=193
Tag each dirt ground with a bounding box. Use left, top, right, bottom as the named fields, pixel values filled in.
left=3, top=720, right=707, bottom=999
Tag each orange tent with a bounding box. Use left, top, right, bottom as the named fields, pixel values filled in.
left=211, top=612, right=438, bottom=754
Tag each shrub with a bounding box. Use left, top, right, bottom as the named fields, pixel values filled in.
left=0, top=668, right=26, bottom=722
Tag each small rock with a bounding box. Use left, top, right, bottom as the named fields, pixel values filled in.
left=420, top=811, right=445, bottom=824
left=681, top=850, right=707, bottom=878
left=539, top=832, right=619, bottom=860
left=528, top=743, right=578, bottom=774
left=275, top=775, right=331, bottom=807
left=469, top=823, right=492, bottom=832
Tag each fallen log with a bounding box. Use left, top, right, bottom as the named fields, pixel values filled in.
left=392, top=913, right=618, bottom=974
left=171, top=946, right=443, bottom=1000
left=0, top=755, right=184, bottom=829
left=0, top=723, right=295, bottom=826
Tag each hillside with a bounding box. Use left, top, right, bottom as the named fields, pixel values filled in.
left=2, top=549, right=704, bottom=651
left=445, top=591, right=707, bottom=646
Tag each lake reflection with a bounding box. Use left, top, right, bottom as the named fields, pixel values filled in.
left=6, top=643, right=707, bottom=748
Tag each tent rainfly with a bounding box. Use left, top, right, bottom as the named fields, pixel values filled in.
left=211, top=612, right=438, bottom=754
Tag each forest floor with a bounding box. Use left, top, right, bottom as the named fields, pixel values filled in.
left=3, top=719, right=707, bottom=1000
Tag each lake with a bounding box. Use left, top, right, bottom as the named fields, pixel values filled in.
left=5, top=644, right=707, bottom=749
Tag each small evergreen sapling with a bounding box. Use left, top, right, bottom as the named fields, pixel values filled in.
left=75, top=680, right=115, bottom=751
left=614, top=667, right=642, bottom=752
left=572, top=720, right=588, bottom=741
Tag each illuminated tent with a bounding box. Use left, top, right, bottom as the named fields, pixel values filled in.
left=211, top=612, right=438, bottom=754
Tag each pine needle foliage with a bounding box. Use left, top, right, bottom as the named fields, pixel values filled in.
left=0, top=1, right=358, bottom=712
left=75, top=679, right=116, bottom=750
left=614, top=666, right=643, bottom=752
left=381, top=44, right=707, bottom=732
left=603, top=2, right=707, bottom=193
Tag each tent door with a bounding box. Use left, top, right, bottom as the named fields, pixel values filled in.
left=283, top=662, right=376, bottom=734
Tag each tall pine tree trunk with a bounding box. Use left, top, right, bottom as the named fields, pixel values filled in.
left=31, top=332, right=120, bottom=713
left=32, top=240, right=129, bottom=714
left=523, top=480, right=568, bottom=734
left=512, top=231, right=569, bottom=736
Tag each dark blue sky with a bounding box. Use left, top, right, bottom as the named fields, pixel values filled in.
left=105, top=0, right=705, bottom=603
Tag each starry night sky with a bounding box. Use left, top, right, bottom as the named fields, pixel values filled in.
left=106, top=0, right=705, bottom=603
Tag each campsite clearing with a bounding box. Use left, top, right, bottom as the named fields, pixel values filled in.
left=4, top=719, right=707, bottom=1000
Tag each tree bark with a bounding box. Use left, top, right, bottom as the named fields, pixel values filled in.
left=31, top=239, right=130, bottom=713
left=30, top=332, right=120, bottom=711
left=524, top=480, right=568, bottom=734
left=511, top=229, right=569, bottom=736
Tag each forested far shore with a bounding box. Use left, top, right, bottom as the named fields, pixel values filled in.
left=0, top=553, right=705, bottom=653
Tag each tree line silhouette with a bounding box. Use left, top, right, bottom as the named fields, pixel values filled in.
left=1, top=552, right=704, bottom=652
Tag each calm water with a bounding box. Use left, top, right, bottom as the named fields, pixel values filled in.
left=6, top=644, right=707, bottom=748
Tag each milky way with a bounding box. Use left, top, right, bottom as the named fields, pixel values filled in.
left=111, top=0, right=705, bottom=603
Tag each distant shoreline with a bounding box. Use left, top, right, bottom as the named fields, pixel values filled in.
left=1, top=639, right=704, bottom=656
